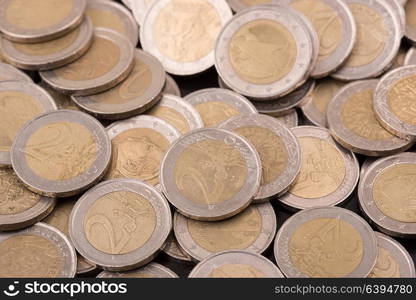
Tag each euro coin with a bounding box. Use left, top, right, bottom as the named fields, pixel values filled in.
left=0, top=63, right=33, bottom=82
left=97, top=262, right=179, bottom=278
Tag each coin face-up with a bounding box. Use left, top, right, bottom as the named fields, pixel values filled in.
left=219, top=114, right=301, bottom=201
left=0, top=222, right=77, bottom=277
left=141, top=0, right=232, bottom=75
left=86, top=0, right=139, bottom=46
left=161, top=128, right=262, bottom=221
left=0, top=0, right=86, bottom=43
left=328, top=80, right=414, bottom=156
left=163, top=74, right=181, bottom=97
left=11, top=110, right=111, bottom=197
left=405, top=0, right=416, bottom=43
left=0, top=63, right=32, bottom=82
left=40, top=28, right=134, bottom=96
left=359, top=152, right=416, bottom=237
left=174, top=203, right=276, bottom=261
left=333, top=0, right=401, bottom=80
left=97, top=263, right=179, bottom=278
left=280, top=126, right=359, bottom=210
left=146, top=95, right=204, bottom=134
left=369, top=232, right=416, bottom=278
left=106, top=115, right=180, bottom=186
left=73, top=49, right=166, bottom=120
left=184, top=88, right=257, bottom=128
left=0, top=81, right=57, bottom=167
left=1, top=18, right=93, bottom=71
left=189, top=250, right=284, bottom=278
left=69, top=179, right=172, bottom=271
left=274, top=207, right=378, bottom=278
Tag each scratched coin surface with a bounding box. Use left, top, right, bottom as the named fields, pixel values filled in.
left=163, top=74, right=181, bottom=97
left=1, top=18, right=93, bottom=71
left=369, top=232, right=415, bottom=278
left=0, top=81, right=57, bottom=167
left=333, top=0, right=401, bottom=80
left=0, top=63, right=32, bottom=82
left=86, top=0, right=139, bottom=46
left=328, top=80, right=414, bottom=156
left=0, top=0, right=86, bottom=43
left=147, top=94, right=204, bottom=134
left=174, top=203, right=276, bottom=261
left=69, top=179, right=172, bottom=271
left=141, top=0, right=232, bottom=75
left=274, top=207, right=378, bottom=278
left=219, top=114, right=301, bottom=201
left=11, top=110, right=111, bottom=198
left=73, top=49, right=166, bottom=120
left=374, top=66, right=416, bottom=138
left=40, top=28, right=134, bottom=96
left=0, top=169, right=56, bottom=231
left=216, top=5, right=313, bottom=100
left=405, top=0, right=416, bottom=43
left=105, top=115, right=180, bottom=186
left=189, top=250, right=284, bottom=278
left=97, top=262, right=179, bottom=278
left=184, top=88, right=257, bottom=128
left=160, top=128, right=262, bottom=221
left=358, top=152, right=416, bottom=238
left=43, top=198, right=97, bottom=275
left=162, top=232, right=193, bottom=262
left=279, top=126, right=359, bottom=210
left=0, top=222, right=77, bottom=277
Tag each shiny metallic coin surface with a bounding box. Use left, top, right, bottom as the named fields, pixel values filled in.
left=226, top=0, right=274, bottom=12
left=40, top=28, right=134, bottom=96
left=162, top=232, right=193, bottom=262
left=380, top=0, right=406, bottom=37
left=274, top=110, right=298, bottom=128
left=274, top=207, right=378, bottom=278
left=405, top=0, right=416, bottom=43
left=404, top=47, right=416, bottom=65
left=39, top=81, right=81, bottom=111
left=189, top=250, right=284, bottom=278
left=132, top=0, right=157, bottom=26
left=279, top=126, right=359, bottom=210
left=160, top=128, right=262, bottom=221
left=0, top=222, right=77, bottom=277
left=69, top=179, right=172, bottom=271
left=97, top=262, right=179, bottom=278
left=0, top=80, right=57, bottom=167
left=0, top=63, right=32, bottom=82
left=11, top=110, right=111, bottom=197
left=164, top=74, right=181, bottom=97
left=174, top=203, right=276, bottom=261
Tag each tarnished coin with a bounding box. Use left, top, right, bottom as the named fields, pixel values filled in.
left=141, top=0, right=232, bottom=75
left=0, top=169, right=56, bottom=231
left=164, top=74, right=181, bottom=97
left=219, top=114, right=301, bottom=201
left=405, top=0, right=416, bottom=43
left=86, top=0, right=139, bottom=46
left=328, top=80, right=414, bottom=156
left=333, top=0, right=402, bottom=80
left=43, top=198, right=97, bottom=276
left=374, top=66, right=416, bottom=138
left=0, top=0, right=86, bottom=43
left=0, top=63, right=32, bottom=82
left=147, top=94, right=204, bottom=134
left=39, top=81, right=80, bottom=111
left=279, top=126, right=359, bottom=210
left=404, top=47, right=416, bottom=65
left=0, top=81, right=57, bottom=167
left=274, top=110, right=298, bottom=128
left=69, top=179, right=172, bottom=271
left=358, top=152, right=416, bottom=238
left=0, top=222, right=77, bottom=277
left=216, top=6, right=313, bottom=100
left=274, top=207, right=378, bottom=278
left=369, top=232, right=416, bottom=278
left=162, top=232, right=193, bottom=262
left=300, top=78, right=346, bottom=127
left=40, top=28, right=134, bottom=96
left=1, top=18, right=93, bottom=71
left=160, top=128, right=262, bottom=221
left=184, top=88, right=257, bottom=128
left=97, top=262, right=179, bottom=278
left=105, top=115, right=180, bottom=186
left=174, top=203, right=276, bottom=261
left=11, top=110, right=111, bottom=197
left=73, top=49, right=165, bottom=120
left=132, top=0, right=157, bottom=26
left=188, top=250, right=284, bottom=278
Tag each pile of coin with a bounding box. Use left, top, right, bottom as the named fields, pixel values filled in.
left=1, top=0, right=416, bottom=279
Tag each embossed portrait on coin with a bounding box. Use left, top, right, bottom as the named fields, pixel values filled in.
left=24, top=122, right=98, bottom=181
left=210, top=264, right=265, bottom=278
left=369, top=247, right=401, bottom=278
left=195, top=101, right=240, bottom=128
left=229, top=19, right=297, bottom=84
left=154, top=0, right=221, bottom=62
left=0, top=235, right=63, bottom=277
left=174, top=139, right=248, bottom=205
left=147, top=106, right=190, bottom=134
left=108, top=128, right=170, bottom=186
left=289, top=218, right=363, bottom=277
left=387, top=75, right=416, bottom=126
left=84, top=191, right=156, bottom=255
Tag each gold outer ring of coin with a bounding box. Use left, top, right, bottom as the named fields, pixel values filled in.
left=97, top=262, right=179, bottom=278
